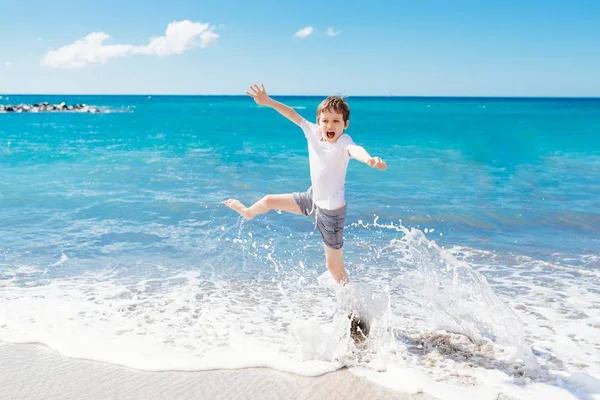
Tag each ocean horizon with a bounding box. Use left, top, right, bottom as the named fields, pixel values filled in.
left=2, top=93, right=600, bottom=98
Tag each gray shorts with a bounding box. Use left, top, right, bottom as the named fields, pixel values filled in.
left=293, top=187, right=347, bottom=249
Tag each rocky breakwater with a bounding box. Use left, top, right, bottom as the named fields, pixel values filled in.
left=0, top=102, right=102, bottom=113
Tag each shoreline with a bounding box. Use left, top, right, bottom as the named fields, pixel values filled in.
left=0, top=342, right=434, bottom=400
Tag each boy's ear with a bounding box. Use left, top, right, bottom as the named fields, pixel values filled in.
left=344, top=120, right=350, bottom=130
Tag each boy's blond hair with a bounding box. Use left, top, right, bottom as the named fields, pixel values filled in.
left=316, top=96, right=350, bottom=123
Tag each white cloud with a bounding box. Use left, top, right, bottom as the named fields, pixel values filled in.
left=326, top=27, right=340, bottom=37
left=41, top=20, right=218, bottom=69
left=133, top=20, right=218, bottom=56
left=4, top=62, right=11, bottom=67
left=42, top=33, right=133, bottom=68
left=293, top=26, right=314, bottom=38
left=37, top=37, right=43, bottom=42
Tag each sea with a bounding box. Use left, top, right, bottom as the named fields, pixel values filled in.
left=1, top=95, right=599, bottom=399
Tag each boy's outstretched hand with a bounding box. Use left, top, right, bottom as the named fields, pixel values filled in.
left=246, top=84, right=271, bottom=106
left=367, top=157, right=387, bottom=170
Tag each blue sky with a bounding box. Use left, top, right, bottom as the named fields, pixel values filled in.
left=0, top=0, right=599, bottom=96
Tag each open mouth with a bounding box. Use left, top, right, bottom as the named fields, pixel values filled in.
left=326, top=131, right=335, bottom=139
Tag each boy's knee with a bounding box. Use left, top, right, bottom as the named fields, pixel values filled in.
left=262, top=194, right=274, bottom=208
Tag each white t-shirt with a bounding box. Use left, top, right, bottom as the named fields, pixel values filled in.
left=300, top=118, right=355, bottom=210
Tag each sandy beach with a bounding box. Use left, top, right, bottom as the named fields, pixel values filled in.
left=0, top=342, right=436, bottom=400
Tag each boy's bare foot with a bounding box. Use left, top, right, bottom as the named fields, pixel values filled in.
left=223, top=199, right=253, bottom=219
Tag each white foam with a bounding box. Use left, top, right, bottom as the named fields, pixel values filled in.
left=294, top=315, right=349, bottom=362
left=13, top=265, right=44, bottom=275
left=1, top=223, right=599, bottom=399
left=49, top=252, right=69, bottom=267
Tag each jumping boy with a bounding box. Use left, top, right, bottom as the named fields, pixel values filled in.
left=225, top=84, right=387, bottom=288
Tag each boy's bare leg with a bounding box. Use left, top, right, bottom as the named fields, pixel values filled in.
left=324, top=245, right=349, bottom=284
left=224, top=194, right=302, bottom=220
left=325, top=246, right=368, bottom=340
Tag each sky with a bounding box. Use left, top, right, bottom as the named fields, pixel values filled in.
left=0, top=0, right=599, bottom=96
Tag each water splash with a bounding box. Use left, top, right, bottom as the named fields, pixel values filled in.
left=386, top=226, right=532, bottom=364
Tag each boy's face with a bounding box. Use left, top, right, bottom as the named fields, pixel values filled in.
left=318, top=109, right=349, bottom=144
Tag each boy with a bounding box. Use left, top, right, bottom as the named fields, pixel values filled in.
left=225, top=84, right=386, bottom=287
left=225, top=84, right=386, bottom=342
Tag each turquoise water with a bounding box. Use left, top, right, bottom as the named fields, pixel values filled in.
left=1, top=95, right=599, bottom=398
left=2, top=96, right=598, bottom=265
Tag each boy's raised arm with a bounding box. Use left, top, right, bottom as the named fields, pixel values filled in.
left=348, top=144, right=387, bottom=170
left=246, top=84, right=303, bottom=126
